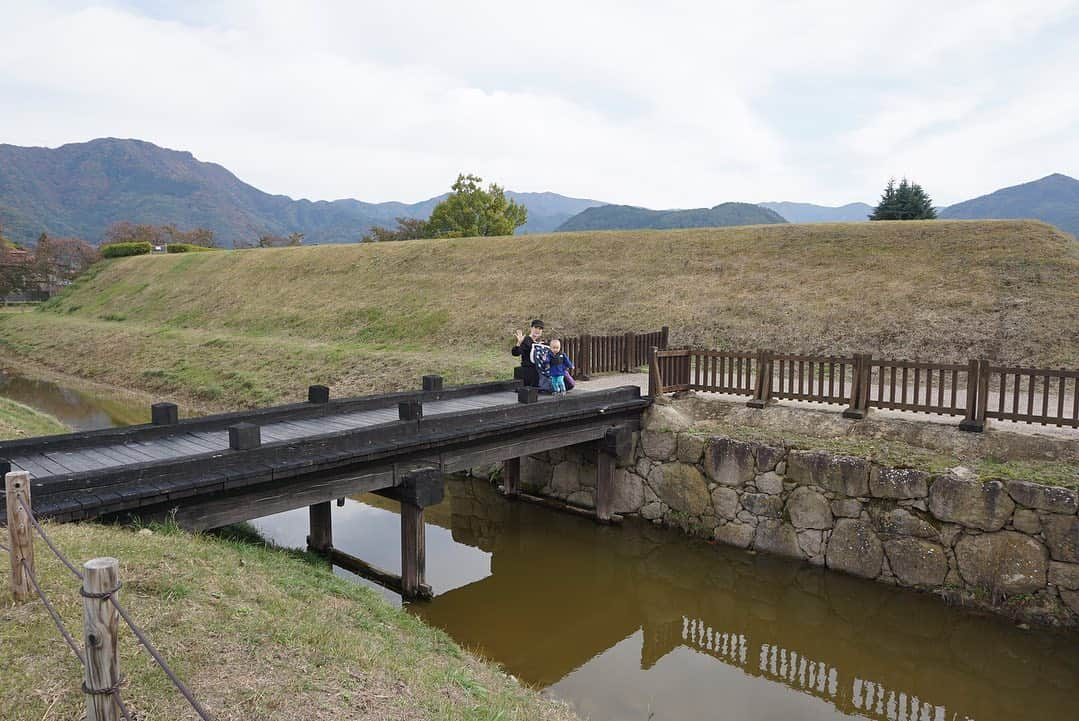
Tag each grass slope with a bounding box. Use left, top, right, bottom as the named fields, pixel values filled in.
left=0, top=219, right=1076, bottom=410
left=0, top=522, right=578, bottom=721
left=0, top=397, right=66, bottom=439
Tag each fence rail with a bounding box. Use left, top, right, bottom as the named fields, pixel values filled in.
left=648, top=348, right=1079, bottom=432
left=562, top=326, right=668, bottom=378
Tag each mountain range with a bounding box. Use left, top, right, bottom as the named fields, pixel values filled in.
left=556, top=203, right=785, bottom=231
left=0, top=138, right=1076, bottom=245
left=0, top=138, right=603, bottom=246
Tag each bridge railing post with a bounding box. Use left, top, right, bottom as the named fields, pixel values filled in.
left=150, top=402, right=178, bottom=425
left=5, top=470, right=34, bottom=603
left=649, top=346, right=662, bottom=396
left=308, top=385, right=330, bottom=404
left=579, top=334, right=591, bottom=380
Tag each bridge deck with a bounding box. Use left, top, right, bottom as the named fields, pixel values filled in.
left=6, top=390, right=518, bottom=479
left=0, top=381, right=649, bottom=526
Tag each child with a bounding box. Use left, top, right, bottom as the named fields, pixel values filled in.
left=547, top=339, right=574, bottom=396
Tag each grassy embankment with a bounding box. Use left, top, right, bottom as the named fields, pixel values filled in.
left=0, top=396, right=66, bottom=439
left=0, top=522, right=578, bottom=721
left=0, top=219, right=1076, bottom=412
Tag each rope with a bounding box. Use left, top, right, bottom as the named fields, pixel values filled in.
left=18, top=495, right=84, bottom=580
left=12, top=496, right=213, bottom=721
left=20, top=558, right=86, bottom=665
left=109, top=595, right=216, bottom=721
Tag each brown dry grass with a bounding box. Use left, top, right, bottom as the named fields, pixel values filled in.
left=1, top=219, right=1076, bottom=410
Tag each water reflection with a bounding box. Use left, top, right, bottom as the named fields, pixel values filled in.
left=0, top=370, right=147, bottom=430
left=254, top=477, right=1079, bottom=721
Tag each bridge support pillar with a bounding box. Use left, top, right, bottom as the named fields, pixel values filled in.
left=401, top=501, right=426, bottom=600
left=595, top=426, right=633, bottom=524
left=502, top=457, right=520, bottom=497
left=307, top=501, right=333, bottom=553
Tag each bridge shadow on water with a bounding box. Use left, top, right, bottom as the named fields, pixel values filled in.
left=255, top=477, right=1079, bottom=721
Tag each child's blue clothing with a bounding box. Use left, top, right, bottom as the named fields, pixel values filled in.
left=551, top=375, right=567, bottom=393
left=548, top=351, right=573, bottom=379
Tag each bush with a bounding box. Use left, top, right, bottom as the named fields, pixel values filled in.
left=101, top=242, right=152, bottom=258
left=166, top=243, right=220, bottom=253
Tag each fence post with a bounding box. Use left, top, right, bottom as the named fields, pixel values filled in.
left=649, top=346, right=662, bottom=396
left=5, top=470, right=34, bottom=603
left=747, top=350, right=772, bottom=408
left=959, top=359, right=985, bottom=432
left=660, top=326, right=670, bottom=350
left=579, top=334, right=591, bottom=380
left=842, top=354, right=869, bottom=419
left=82, top=557, right=121, bottom=721
left=623, top=331, right=635, bottom=372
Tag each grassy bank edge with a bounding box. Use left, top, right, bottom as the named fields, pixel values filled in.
left=0, top=396, right=67, bottom=440
left=0, top=521, right=579, bottom=721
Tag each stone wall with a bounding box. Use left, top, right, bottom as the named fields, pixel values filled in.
left=519, top=404, right=1079, bottom=628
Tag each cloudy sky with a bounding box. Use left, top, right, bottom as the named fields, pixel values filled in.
left=2, top=1, right=1078, bottom=208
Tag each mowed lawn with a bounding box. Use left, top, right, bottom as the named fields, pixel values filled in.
left=1, top=220, right=1077, bottom=411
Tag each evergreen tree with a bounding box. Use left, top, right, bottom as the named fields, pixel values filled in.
left=425, top=174, right=527, bottom=238
left=870, top=178, right=937, bottom=220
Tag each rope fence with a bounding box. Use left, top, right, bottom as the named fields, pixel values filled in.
left=4, top=470, right=215, bottom=721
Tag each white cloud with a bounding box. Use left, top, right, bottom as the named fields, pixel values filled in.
left=0, top=0, right=1077, bottom=207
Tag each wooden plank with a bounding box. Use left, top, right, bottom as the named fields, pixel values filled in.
left=10, top=453, right=68, bottom=477
left=41, top=451, right=94, bottom=474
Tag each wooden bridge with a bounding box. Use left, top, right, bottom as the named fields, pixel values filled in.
left=1, top=376, right=649, bottom=598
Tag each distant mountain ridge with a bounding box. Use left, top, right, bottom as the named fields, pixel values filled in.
left=758, top=201, right=873, bottom=223
left=940, top=173, right=1079, bottom=238
left=0, top=138, right=603, bottom=246
left=557, top=202, right=786, bottom=232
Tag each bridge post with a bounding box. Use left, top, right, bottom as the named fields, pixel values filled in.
left=308, top=385, right=330, bottom=403
left=5, top=471, right=34, bottom=603
left=151, top=402, right=178, bottom=425
left=401, top=500, right=426, bottom=600
left=595, top=426, right=632, bottom=523
left=502, top=457, right=520, bottom=497
left=307, top=501, right=333, bottom=553
left=422, top=375, right=443, bottom=392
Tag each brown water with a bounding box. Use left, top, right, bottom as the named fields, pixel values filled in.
left=253, top=479, right=1079, bottom=721
left=0, top=370, right=147, bottom=430
left=5, top=372, right=1078, bottom=721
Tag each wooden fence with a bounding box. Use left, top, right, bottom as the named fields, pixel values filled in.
left=562, top=327, right=668, bottom=378
left=648, top=348, right=1079, bottom=431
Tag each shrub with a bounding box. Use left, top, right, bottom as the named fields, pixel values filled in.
left=166, top=243, right=220, bottom=254
left=101, top=242, right=152, bottom=258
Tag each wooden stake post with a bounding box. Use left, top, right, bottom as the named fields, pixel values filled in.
left=307, top=501, right=333, bottom=553
left=502, top=457, right=520, bottom=497
left=82, top=557, right=121, bottom=721
left=5, top=470, right=34, bottom=602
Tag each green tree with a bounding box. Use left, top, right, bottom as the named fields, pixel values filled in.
left=425, top=174, right=527, bottom=238
left=870, top=178, right=938, bottom=220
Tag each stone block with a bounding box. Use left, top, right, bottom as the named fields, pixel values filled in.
left=1043, top=515, right=1079, bottom=563
left=787, top=487, right=833, bottom=530
left=756, top=471, right=784, bottom=495
left=655, top=463, right=712, bottom=517
left=715, top=522, right=755, bottom=549
left=927, top=476, right=1015, bottom=531
left=869, top=467, right=929, bottom=499
left=567, top=490, right=595, bottom=509
left=826, top=519, right=884, bottom=579
left=1049, top=561, right=1079, bottom=590
left=641, top=430, right=678, bottom=461
left=1005, top=480, right=1078, bottom=515
left=883, top=538, right=948, bottom=588
left=753, top=520, right=803, bottom=559
left=831, top=499, right=862, bottom=518
left=742, top=492, right=783, bottom=518
left=788, top=451, right=869, bottom=496
left=955, top=531, right=1048, bottom=595
left=775, top=461, right=787, bottom=475
left=677, top=434, right=706, bottom=464
left=643, top=402, right=693, bottom=433
left=1062, top=589, right=1079, bottom=615
left=797, top=529, right=824, bottom=557
left=1012, top=509, right=1041, bottom=535
left=711, top=486, right=740, bottom=520
left=611, top=469, right=645, bottom=514
left=641, top=502, right=664, bottom=520
left=550, top=463, right=580, bottom=496
left=521, top=456, right=552, bottom=488
left=870, top=507, right=938, bottom=540
left=756, top=445, right=785, bottom=473
left=703, top=438, right=756, bottom=487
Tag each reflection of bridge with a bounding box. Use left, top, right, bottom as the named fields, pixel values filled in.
left=402, top=478, right=1073, bottom=721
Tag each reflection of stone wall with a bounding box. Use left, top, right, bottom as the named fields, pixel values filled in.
left=520, top=403, right=1079, bottom=627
